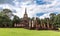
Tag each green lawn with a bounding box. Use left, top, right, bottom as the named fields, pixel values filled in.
left=0, top=28, right=60, bottom=36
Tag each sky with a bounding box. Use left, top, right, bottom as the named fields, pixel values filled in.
left=0, top=0, right=60, bottom=19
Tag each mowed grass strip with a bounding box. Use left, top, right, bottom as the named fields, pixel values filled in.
left=0, top=28, right=60, bottom=36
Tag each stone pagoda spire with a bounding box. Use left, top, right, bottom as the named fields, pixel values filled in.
left=23, top=8, right=28, bottom=21
left=23, top=8, right=28, bottom=18
left=25, top=8, right=27, bottom=14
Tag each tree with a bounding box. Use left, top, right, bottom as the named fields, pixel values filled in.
left=13, top=15, right=21, bottom=24
left=1, top=9, right=13, bottom=18
left=0, top=14, right=13, bottom=27
left=31, top=17, right=34, bottom=20
left=49, top=13, right=56, bottom=24
left=36, top=17, right=41, bottom=24
left=0, top=9, right=13, bottom=27
left=54, top=14, right=60, bottom=27
left=43, top=18, right=47, bottom=24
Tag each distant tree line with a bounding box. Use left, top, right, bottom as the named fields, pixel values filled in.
left=0, top=9, right=60, bottom=28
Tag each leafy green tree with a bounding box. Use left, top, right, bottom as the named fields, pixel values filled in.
left=0, top=9, right=13, bottom=27
left=54, top=14, right=60, bottom=27
left=0, top=15, right=12, bottom=27
left=44, top=18, right=47, bottom=23
left=31, top=17, right=34, bottom=20
left=13, top=15, right=21, bottom=24
left=1, top=9, right=13, bottom=18
left=36, top=17, right=41, bottom=24
left=49, top=13, right=56, bottom=24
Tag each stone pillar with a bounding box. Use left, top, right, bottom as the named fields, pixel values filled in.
left=39, top=24, right=40, bottom=28
left=14, top=23, right=16, bottom=27
left=47, top=24, right=49, bottom=29
left=36, top=24, right=38, bottom=30
left=43, top=24, right=46, bottom=29
left=41, top=21, right=43, bottom=29
left=47, top=18, right=50, bottom=29
left=29, top=20, right=32, bottom=29
left=51, top=24, right=53, bottom=29
left=32, top=21, right=34, bottom=28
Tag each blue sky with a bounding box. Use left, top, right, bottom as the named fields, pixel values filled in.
left=0, top=0, right=60, bottom=19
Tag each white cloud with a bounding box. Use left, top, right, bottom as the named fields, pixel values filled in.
left=39, top=12, right=52, bottom=19
left=0, top=0, right=60, bottom=19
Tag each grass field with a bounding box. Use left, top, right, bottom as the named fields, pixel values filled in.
left=0, top=28, right=60, bottom=36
